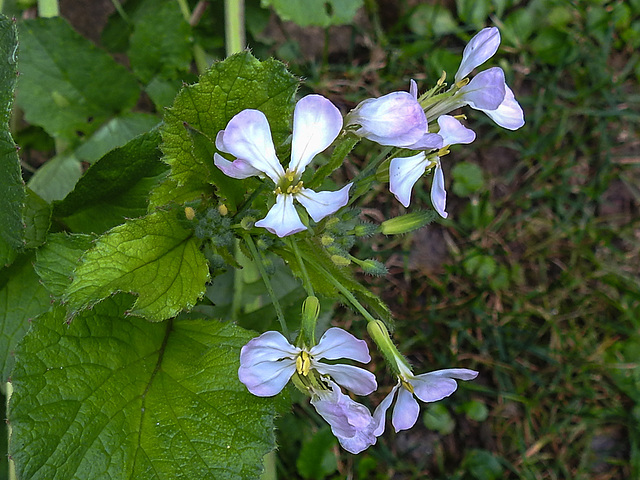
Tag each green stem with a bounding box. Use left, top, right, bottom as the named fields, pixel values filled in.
left=37, top=0, right=59, bottom=17
left=288, top=238, right=315, bottom=297
left=109, top=0, right=130, bottom=22
left=244, top=235, right=289, bottom=337
left=231, top=239, right=244, bottom=323
left=225, top=0, right=246, bottom=56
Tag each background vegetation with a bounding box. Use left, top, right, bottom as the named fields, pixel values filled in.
left=2, top=0, right=639, bottom=479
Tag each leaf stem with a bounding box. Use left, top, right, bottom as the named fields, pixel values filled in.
left=244, top=235, right=289, bottom=337
left=225, top=0, right=246, bottom=56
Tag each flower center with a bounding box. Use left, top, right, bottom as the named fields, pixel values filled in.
left=274, top=169, right=304, bottom=196
left=296, top=351, right=313, bottom=376
left=400, top=377, right=415, bottom=394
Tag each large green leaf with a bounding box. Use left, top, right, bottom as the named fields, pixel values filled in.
left=55, top=129, right=167, bottom=234
left=0, top=16, right=24, bottom=265
left=16, top=17, right=140, bottom=141
left=261, top=0, right=364, bottom=27
left=151, top=51, right=299, bottom=209
left=9, top=295, right=285, bottom=479
left=64, top=209, right=209, bottom=321
left=0, top=254, right=52, bottom=384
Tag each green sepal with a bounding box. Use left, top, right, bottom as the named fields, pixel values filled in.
left=307, top=132, right=360, bottom=190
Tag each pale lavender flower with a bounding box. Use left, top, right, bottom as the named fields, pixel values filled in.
left=238, top=327, right=377, bottom=397
left=311, top=380, right=379, bottom=454
left=345, top=80, right=428, bottom=147
left=214, top=95, right=352, bottom=237
left=455, top=26, right=501, bottom=83
left=373, top=366, right=479, bottom=434
left=389, top=115, right=475, bottom=215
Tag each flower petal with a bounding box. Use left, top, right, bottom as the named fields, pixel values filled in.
left=437, top=115, right=476, bottom=146
left=289, top=95, right=343, bottom=174
left=218, top=109, right=285, bottom=184
left=372, top=383, right=399, bottom=436
left=310, top=327, right=371, bottom=362
left=314, top=363, right=377, bottom=396
left=410, top=368, right=479, bottom=403
left=431, top=162, right=448, bottom=219
left=389, top=152, right=429, bottom=208
left=238, top=359, right=297, bottom=397
left=255, top=194, right=307, bottom=237
left=346, top=92, right=427, bottom=147
left=392, top=386, right=420, bottom=432
left=404, top=132, right=444, bottom=151
left=455, top=27, right=501, bottom=83
left=479, top=84, right=525, bottom=130
left=410, top=79, right=418, bottom=98
left=214, top=153, right=263, bottom=179
left=458, top=67, right=505, bottom=111
left=295, top=184, right=352, bottom=222
left=239, top=330, right=299, bottom=368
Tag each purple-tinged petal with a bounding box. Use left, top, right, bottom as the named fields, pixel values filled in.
left=437, top=115, right=476, bottom=146
left=410, top=79, right=418, bottom=98
left=215, top=130, right=227, bottom=152
left=455, top=27, right=501, bottom=83
left=214, top=153, right=263, bottom=179
left=255, top=194, right=307, bottom=237
left=295, top=184, right=352, bottom=222
left=309, top=327, right=371, bottom=363
left=479, top=84, right=525, bottom=130
left=372, top=383, right=399, bottom=436
left=431, top=163, right=448, bottom=219
left=314, top=363, right=377, bottom=396
left=289, top=95, right=343, bottom=174
left=411, top=368, right=479, bottom=403
left=405, top=132, right=444, bottom=151
left=218, top=109, right=285, bottom=184
left=346, top=92, right=427, bottom=147
left=392, top=386, right=420, bottom=432
left=311, top=382, right=377, bottom=454
left=238, top=359, right=297, bottom=397
left=389, top=152, right=429, bottom=208
left=239, top=330, right=299, bottom=368
left=458, top=67, right=505, bottom=111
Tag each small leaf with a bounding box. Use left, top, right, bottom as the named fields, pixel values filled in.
left=9, top=295, right=286, bottom=479
left=0, top=254, right=52, bottom=384
left=16, top=17, right=140, bottom=141
left=0, top=16, right=25, bottom=265
left=423, top=403, right=455, bottom=435
left=296, top=427, right=338, bottom=479
left=26, top=153, right=83, bottom=202
left=34, top=232, right=94, bottom=298
left=64, top=209, right=210, bottom=321
left=451, top=161, right=484, bottom=197
left=55, top=129, right=167, bottom=234
left=23, top=189, right=51, bottom=248
left=461, top=449, right=504, bottom=480
left=151, top=51, right=299, bottom=209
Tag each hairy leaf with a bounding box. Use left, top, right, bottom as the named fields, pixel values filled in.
left=151, top=51, right=299, bottom=209
left=64, top=209, right=209, bottom=321
left=9, top=295, right=285, bottom=479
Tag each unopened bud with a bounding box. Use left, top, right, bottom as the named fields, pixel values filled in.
left=330, top=255, right=351, bottom=267
left=321, top=235, right=334, bottom=246
left=353, top=223, right=379, bottom=237
left=380, top=211, right=436, bottom=235
left=240, top=216, right=255, bottom=230
left=184, top=207, right=196, bottom=220
left=360, top=259, right=388, bottom=276
left=218, top=204, right=228, bottom=216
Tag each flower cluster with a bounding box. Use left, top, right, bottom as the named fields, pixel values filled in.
left=216, top=26, right=522, bottom=454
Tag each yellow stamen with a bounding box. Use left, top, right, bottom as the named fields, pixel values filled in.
left=401, top=378, right=415, bottom=394
left=296, top=351, right=312, bottom=376
left=437, top=146, right=451, bottom=157
left=455, top=77, right=470, bottom=89
left=437, top=70, right=447, bottom=86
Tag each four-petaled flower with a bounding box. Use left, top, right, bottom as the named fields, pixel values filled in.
left=373, top=365, right=479, bottom=434
left=238, top=327, right=377, bottom=397
left=389, top=115, right=475, bottom=215
left=214, top=95, right=352, bottom=237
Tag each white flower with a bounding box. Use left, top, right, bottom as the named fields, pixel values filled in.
left=373, top=366, right=479, bottom=434
left=455, top=26, right=501, bottom=83
left=311, top=380, right=379, bottom=454
left=238, top=327, right=377, bottom=397
left=214, top=95, right=352, bottom=237
left=389, top=115, right=475, bottom=215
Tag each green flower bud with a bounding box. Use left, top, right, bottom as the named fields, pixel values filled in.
left=380, top=210, right=436, bottom=235
left=360, top=259, right=388, bottom=276
left=330, top=255, right=351, bottom=266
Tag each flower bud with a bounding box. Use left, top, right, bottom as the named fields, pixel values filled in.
left=330, top=255, right=351, bottom=267
left=360, top=259, right=388, bottom=276
left=380, top=211, right=436, bottom=235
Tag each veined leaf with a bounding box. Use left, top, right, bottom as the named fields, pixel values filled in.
left=0, top=16, right=24, bottom=265
left=9, top=295, right=286, bottom=479
left=64, top=209, right=209, bottom=322
left=151, top=51, right=299, bottom=210
left=16, top=17, right=140, bottom=141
